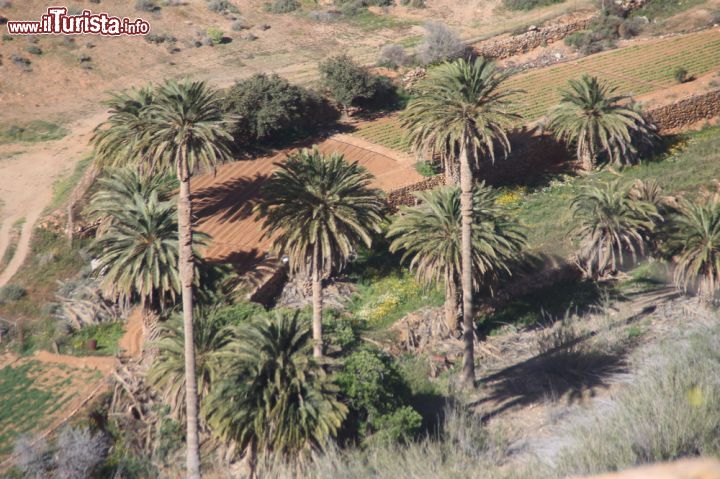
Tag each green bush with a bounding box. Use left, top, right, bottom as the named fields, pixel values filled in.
left=135, top=0, right=158, bottom=11
left=205, top=27, right=224, bottom=44
left=26, top=46, right=42, bottom=55
left=0, top=285, right=27, bottom=302
left=673, top=66, right=690, bottom=83
left=336, top=347, right=421, bottom=442
left=400, top=0, right=426, bottom=7
left=319, top=54, right=389, bottom=112
left=224, top=73, right=338, bottom=146
left=503, top=0, right=564, bottom=11
left=265, top=0, right=300, bottom=13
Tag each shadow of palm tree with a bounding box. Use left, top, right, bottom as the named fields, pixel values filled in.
left=193, top=172, right=270, bottom=224
left=471, top=333, right=628, bottom=421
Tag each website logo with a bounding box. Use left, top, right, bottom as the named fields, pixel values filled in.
left=6, top=7, right=150, bottom=36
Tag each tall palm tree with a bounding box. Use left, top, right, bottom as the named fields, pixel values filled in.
left=400, top=57, right=519, bottom=385
left=91, top=79, right=234, bottom=479
left=670, top=195, right=720, bottom=300
left=91, top=191, right=179, bottom=311
left=203, top=311, right=347, bottom=475
left=547, top=75, right=656, bottom=171
left=571, top=180, right=660, bottom=278
left=255, top=147, right=385, bottom=358
left=387, top=185, right=526, bottom=334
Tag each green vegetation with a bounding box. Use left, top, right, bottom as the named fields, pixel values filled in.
left=319, top=54, right=392, bottom=113
left=0, top=121, right=68, bottom=145
left=547, top=75, right=657, bottom=170
left=388, top=186, right=526, bottom=332
left=255, top=148, right=385, bottom=357
left=401, top=57, right=519, bottom=385
left=66, top=321, right=124, bottom=356
left=631, top=0, right=707, bottom=20
left=224, top=73, right=337, bottom=146
left=503, top=0, right=564, bottom=12
left=0, top=360, right=101, bottom=456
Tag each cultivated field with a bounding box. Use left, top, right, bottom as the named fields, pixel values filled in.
left=0, top=359, right=103, bottom=458
left=352, top=29, right=720, bottom=152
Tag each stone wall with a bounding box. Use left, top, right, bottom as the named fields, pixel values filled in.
left=647, top=89, right=720, bottom=132
left=473, top=15, right=595, bottom=60
left=386, top=175, right=446, bottom=210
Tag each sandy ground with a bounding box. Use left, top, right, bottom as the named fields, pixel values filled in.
left=0, top=112, right=104, bottom=287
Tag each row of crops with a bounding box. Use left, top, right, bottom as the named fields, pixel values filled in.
left=353, top=29, right=720, bottom=153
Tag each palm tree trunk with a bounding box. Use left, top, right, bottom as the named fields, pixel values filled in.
left=312, top=242, right=323, bottom=358
left=459, top=140, right=475, bottom=387
left=444, top=270, right=458, bottom=335
left=178, top=168, right=202, bottom=479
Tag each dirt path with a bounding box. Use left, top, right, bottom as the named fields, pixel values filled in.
left=117, top=308, right=145, bottom=359
left=0, top=113, right=105, bottom=287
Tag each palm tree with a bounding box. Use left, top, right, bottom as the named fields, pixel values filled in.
left=255, top=147, right=385, bottom=358
left=571, top=180, right=660, bottom=278
left=547, top=75, right=656, bottom=171
left=91, top=191, right=179, bottom=312
left=92, top=79, right=234, bottom=479
left=387, top=185, right=526, bottom=334
left=87, top=168, right=173, bottom=243
left=400, top=57, right=519, bottom=385
left=148, top=307, right=238, bottom=419
left=203, top=311, right=347, bottom=475
left=670, top=195, right=720, bottom=300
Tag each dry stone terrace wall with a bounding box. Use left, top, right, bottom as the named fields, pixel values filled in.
left=386, top=175, right=446, bottom=210
left=647, top=89, right=720, bottom=132
left=474, top=15, right=595, bottom=60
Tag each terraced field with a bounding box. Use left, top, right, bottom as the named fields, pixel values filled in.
left=505, top=29, right=720, bottom=120
left=353, top=29, right=720, bottom=153
left=0, top=359, right=103, bottom=458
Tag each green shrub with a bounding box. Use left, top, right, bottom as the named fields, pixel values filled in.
left=377, top=44, right=410, bottom=69
left=336, top=347, right=422, bottom=442
left=205, top=27, right=224, bottom=44
left=673, top=66, right=690, bottom=83
left=400, top=0, right=426, bottom=7
left=224, top=73, right=338, bottom=146
left=415, top=161, right=438, bottom=177
left=0, top=285, right=27, bottom=302
left=205, top=0, right=237, bottom=13
left=26, top=46, right=42, bottom=55
left=319, top=54, right=383, bottom=112
left=503, top=0, right=564, bottom=11
left=265, top=0, right=300, bottom=13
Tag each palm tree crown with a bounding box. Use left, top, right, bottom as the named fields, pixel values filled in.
left=671, top=195, right=720, bottom=300
left=92, top=87, right=155, bottom=169
left=571, top=180, right=660, bottom=277
left=256, top=147, right=385, bottom=276
left=91, top=191, right=179, bottom=309
left=400, top=57, right=519, bottom=178
left=547, top=75, right=656, bottom=170
left=387, top=185, right=525, bottom=331
left=204, top=312, right=347, bottom=461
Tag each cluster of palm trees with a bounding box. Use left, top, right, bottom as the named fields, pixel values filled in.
left=87, top=54, right=703, bottom=476
left=571, top=179, right=720, bottom=300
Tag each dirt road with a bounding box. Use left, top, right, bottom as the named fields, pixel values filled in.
left=0, top=113, right=104, bottom=287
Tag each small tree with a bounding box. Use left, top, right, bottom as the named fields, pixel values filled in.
left=53, top=427, right=107, bottom=479
left=416, top=22, right=465, bottom=65
left=319, top=54, right=378, bottom=115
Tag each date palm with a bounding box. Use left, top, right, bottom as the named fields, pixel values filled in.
left=92, top=79, right=234, bottom=479
left=203, top=311, right=347, bottom=475
left=87, top=167, right=172, bottom=234
left=92, top=191, right=179, bottom=311
left=388, top=185, right=525, bottom=334
left=255, top=147, right=385, bottom=358
left=400, top=57, right=519, bottom=385
left=547, top=75, right=656, bottom=171
left=670, top=195, right=720, bottom=300
left=571, top=180, right=660, bottom=278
